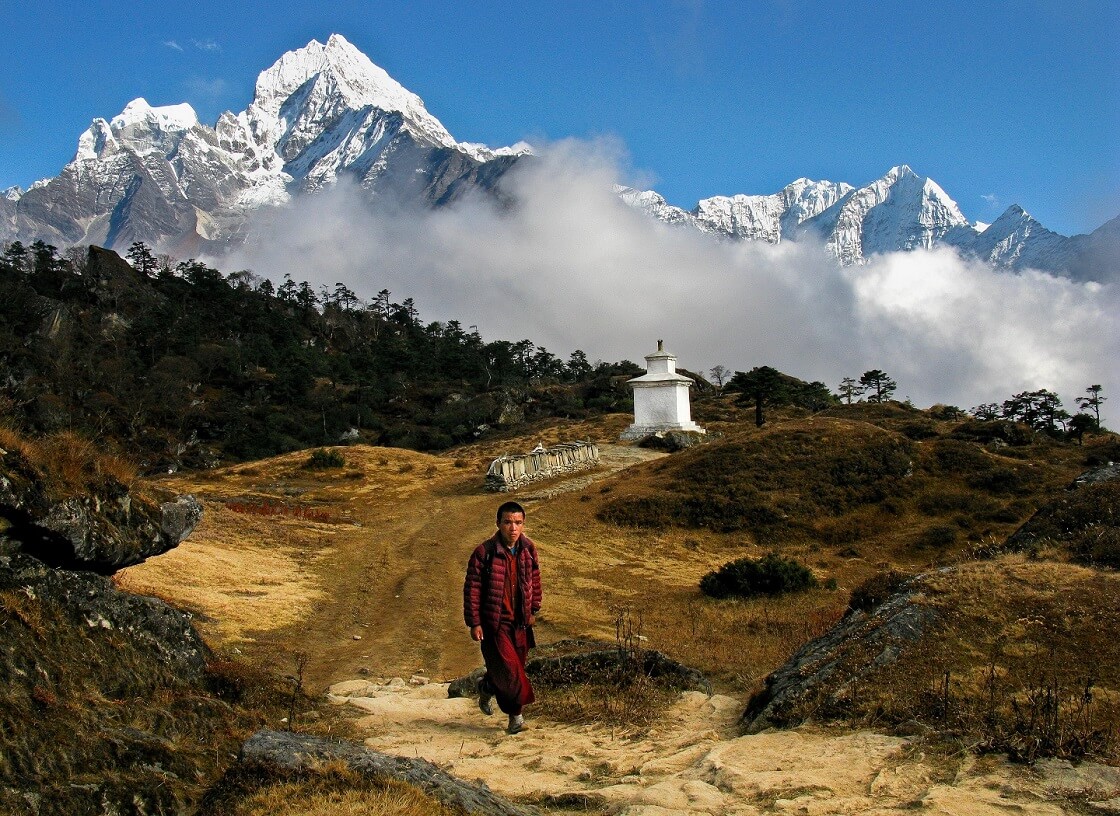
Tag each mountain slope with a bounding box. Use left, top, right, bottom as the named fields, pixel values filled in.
left=0, top=35, right=529, bottom=255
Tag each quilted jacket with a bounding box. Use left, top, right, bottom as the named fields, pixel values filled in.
left=463, top=533, right=541, bottom=634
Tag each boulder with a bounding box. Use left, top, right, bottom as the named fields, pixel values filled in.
left=0, top=550, right=224, bottom=815
left=239, top=729, right=538, bottom=816
left=0, top=443, right=200, bottom=573
left=740, top=576, right=939, bottom=733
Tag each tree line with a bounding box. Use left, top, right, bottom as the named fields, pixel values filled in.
left=713, top=361, right=1106, bottom=437
left=0, top=241, right=639, bottom=470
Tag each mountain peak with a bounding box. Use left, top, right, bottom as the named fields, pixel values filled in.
left=249, top=34, right=454, bottom=149
left=110, top=98, right=199, bottom=133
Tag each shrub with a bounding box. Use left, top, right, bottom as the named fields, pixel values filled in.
left=304, top=448, right=344, bottom=470
left=848, top=570, right=915, bottom=613
left=915, top=489, right=992, bottom=515
left=700, top=552, right=817, bottom=599
left=916, top=523, right=958, bottom=549
left=951, top=419, right=1034, bottom=446
left=966, top=466, right=1024, bottom=495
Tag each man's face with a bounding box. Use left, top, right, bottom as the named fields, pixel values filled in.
left=498, top=511, right=525, bottom=546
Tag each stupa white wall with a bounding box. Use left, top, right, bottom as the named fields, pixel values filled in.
left=621, top=340, right=705, bottom=439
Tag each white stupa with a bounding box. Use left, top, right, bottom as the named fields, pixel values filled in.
left=621, top=340, right=705, bottom=439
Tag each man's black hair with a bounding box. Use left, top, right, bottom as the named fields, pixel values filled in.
left=496, top=501, right=526, bottom=524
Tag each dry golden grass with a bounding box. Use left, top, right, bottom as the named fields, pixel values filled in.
left=204, top=764, right=459, bottom=816
left=114, top=504, right=331, bottom=645
left=115, top=406, right=1118, bottom=766
left=0, top=425, right=137, bottom=495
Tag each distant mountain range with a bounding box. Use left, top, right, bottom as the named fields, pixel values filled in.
left=2, top=34, right=1115, bottom=282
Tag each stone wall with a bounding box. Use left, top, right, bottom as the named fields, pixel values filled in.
left=485, top=442, right=600, bottom=492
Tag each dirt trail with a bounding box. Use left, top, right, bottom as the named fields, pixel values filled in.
left=119, top=442, right=665, bottom=691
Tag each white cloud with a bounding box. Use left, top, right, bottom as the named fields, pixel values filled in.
left=163, top=40, right=184, bottom=52
left=220, top=140, right=1119, bottom=424
left=191, top=38, right=221, bottom=52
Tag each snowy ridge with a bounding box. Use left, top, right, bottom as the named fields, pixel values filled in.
left=1, top=34, right=1112, bottom=281
left=963, top=205, right=1069, bottom=270
left=620, top=165, right=1115, bottom=279
left=692, top=178, right=853, bottom=243
left=4, top=34, right=529, bottom=253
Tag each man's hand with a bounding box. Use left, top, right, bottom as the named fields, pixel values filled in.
left=471, top=625, right=484, bottom=641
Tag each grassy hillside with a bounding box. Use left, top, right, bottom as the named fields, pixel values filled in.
left=5, top=387, right=1118, bottom=811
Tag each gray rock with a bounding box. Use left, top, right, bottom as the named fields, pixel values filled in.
left=240, top=729, right=538, bottom=816
left=0, top=550, right=209, bottom=674
left=0, top=443, right=201, bottom=573
left=740, top=578, right=939, bottom=733
left=1072, top=462, right=1120, bottom=487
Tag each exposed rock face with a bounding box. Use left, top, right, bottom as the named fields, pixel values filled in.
left=0, top=549, right=209, bottom=675
left=0, top=550, right=226, bottom=815
left=240, top=729, right=538, bottom=816
left=0, top=443, right=201, bottom=573
left=0, top=35, right=530, bottom=255
left=740, top=576, right=939, bottom=733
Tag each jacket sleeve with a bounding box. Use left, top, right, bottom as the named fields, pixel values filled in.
left=463, top=546, right=484, bottom=627
left=529, top=542, right=542, bottom=614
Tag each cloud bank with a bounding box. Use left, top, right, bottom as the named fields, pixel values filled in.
left=223, top=140, right=1119, bottom=424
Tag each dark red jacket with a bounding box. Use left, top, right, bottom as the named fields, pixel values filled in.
left=463, top=533, right=541, bottom=635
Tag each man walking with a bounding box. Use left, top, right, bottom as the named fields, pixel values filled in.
left=463, top=501, right=542, bottom=734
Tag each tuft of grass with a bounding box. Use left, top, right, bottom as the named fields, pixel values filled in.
left=533, top=609, right=686, bottom=731
left=202, top=762, right=458, bottom=816
left=5, top=427, right=138, bottom=497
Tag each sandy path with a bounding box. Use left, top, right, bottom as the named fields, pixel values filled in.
left=324, top=678, right=1120, bottom=815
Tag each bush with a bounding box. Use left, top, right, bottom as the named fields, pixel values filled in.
left=304, top=448, right=345, bottom=470
left=916, top=523, right=958, bottom=549
left=848, top=570, right=914, bottom=613
left=700, top=553, right=817, bottom=599
left=951, top=419, right=1034, bottom=446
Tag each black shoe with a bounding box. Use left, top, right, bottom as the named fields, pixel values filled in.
left=507, top=714, right=524, bottom=734
left=477, top=678, right=494, bottom=716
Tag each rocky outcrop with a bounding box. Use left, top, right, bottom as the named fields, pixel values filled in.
left=0, top=551, right=231, bottom=815
left=448, top=639, right=712, bottom=699
left=1000, top=463, right=1120, bottom=566
left=0, top=443, right=201, bottom=573
left=0, top=435, right=240, bottom=814
left=740, top=575, right=940, bottom=733
left=239, top=729, right=538, bottom=816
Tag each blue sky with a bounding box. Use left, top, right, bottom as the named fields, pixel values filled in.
left=2, top=0, right=1117, bottom=236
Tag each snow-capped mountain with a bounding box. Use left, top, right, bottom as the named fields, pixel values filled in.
left=623, top=165, right=1115, bottom=280
left=0, top=34, right=1113, bottom=282
left=0, top=34, right=530, bottom=255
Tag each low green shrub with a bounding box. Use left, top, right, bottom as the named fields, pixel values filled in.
left=700, top=552, right=817, bottom=599
left=303, top=448, right=345, bottom=470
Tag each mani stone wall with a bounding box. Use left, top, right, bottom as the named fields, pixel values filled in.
left=485, top=442, right=600, bottom=492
